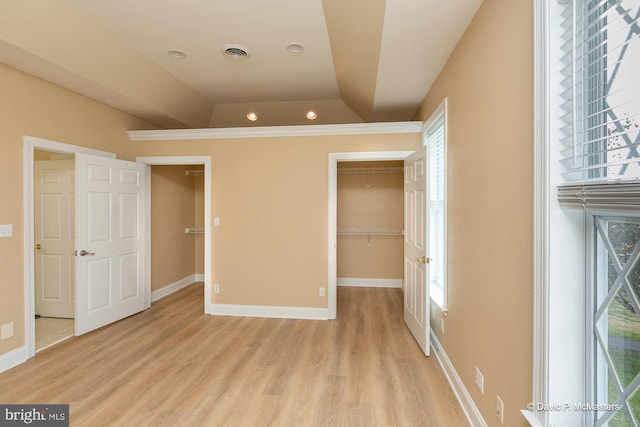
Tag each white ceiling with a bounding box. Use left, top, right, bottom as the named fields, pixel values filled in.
left=0, top=0, right=482, bottom=128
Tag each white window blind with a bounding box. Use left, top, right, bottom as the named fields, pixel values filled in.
left=429, top=124, right=445, bottom=200
left=426, top=100, right=447, bottom=309
left=559, top=0, right=640, bottom=208
left=557, top=181, right=640, bottom=211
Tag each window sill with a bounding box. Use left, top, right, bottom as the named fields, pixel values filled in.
left=521, top=410, right=544, bottom=427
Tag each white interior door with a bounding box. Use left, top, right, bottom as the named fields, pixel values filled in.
left=404, top=148, right=430, bottom=355
left=75, top=154, right=148, bottom=335
left=34, top=160, right=75, bottom=318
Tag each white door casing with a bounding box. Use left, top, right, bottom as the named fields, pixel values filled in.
left=34, top=160, right=75, bottom=318
left=75, top=153, right=147, bottom=335
left=136, top=155, right=212, bottom=315
left=327, top=151, right=415, bottom=320
left=404, top=148, right=430, bottom=355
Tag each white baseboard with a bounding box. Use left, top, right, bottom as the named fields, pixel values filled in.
left=0, top=345, right=28, bottom=374
left=337, top=277, right=402, bottom=288
left=430, top=330, right=487, bottom=427
left=151, top=274, right=199, bottom=303
left=209, top=303, right=329, bottom=320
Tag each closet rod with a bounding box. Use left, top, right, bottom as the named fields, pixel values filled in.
left=337, top=228, right=404, bottom=236
left=185, top=227, right=204, bottom=234
left=337, top=167, right=403, bottom=174
left=185, top=169, right=204, bottom=176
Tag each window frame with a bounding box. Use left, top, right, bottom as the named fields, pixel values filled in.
left=423, top=98, right=448, bottom=311
left=530, top=0, right=589, bottom=425
left=586, top=211, right=640, bottom=426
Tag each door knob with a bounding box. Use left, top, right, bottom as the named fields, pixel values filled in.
left=79, top=250, right=95, bottom=256
left=34, top=243, right=41, bottom=250
left=416, top=256, right=432, bottom=264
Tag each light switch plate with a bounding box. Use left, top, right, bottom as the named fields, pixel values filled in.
left=1, top=322, right=14, bottom=340
left=0, top=224, right=12, bottom=238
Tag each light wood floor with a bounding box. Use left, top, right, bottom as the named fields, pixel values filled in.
left=0, top=283, right=468, bottom=426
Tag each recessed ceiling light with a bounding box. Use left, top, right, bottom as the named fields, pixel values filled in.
left=247, top=112, right=258, bottom=121
left=286, top=43, right=305, bottom=54
left=167, top=49, right=186, bottom=59
left=306, top=110, right=317, bottom=120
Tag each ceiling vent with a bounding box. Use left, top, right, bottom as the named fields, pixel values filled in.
left=222, top=45, right=250, bottom=60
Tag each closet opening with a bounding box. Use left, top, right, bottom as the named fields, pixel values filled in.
left=150, top=165, right=205, bottom=299
left=336, top=160, right=405, bottom=314
left=136, top=155, right=211, bottom=315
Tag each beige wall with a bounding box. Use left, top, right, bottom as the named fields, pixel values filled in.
left=150, top=165, right=203, bottom=291
left=414, top=0, right=533, bottom=426
left=132, top=134, right=420, bottom=308
left=337, top=161, right=403, bottom=279
left=0, top=63, right=156, bottom=356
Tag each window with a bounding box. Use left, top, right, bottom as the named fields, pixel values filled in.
left=424, top=98, right=447, bottom=309
left=590, top=215, right=640, bottom=426
left=560, top=0, right=640, bottom=184
left=551, top=0, right=640, bottom=425
left=532, top=1, right=640, bottom=426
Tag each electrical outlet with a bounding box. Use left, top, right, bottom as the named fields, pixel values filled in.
left=319, top=287, right=325, bottom=297
left=0, top=224, right=12, bottom=238
left=214, top=284, right=220, bottom=294
left=475, top=367, right=484, bottom=394
left=1, top=322, right=14, bottom=340
left=496, top=395, right=504, bottom=424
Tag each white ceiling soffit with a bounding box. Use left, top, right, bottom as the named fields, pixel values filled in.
left=373, top=0, right=483, bottom=122
left=0, top=0, right=213, bottom=129
left=321, top=0, right=387, bottom=122
left=209, top=99, right=363, bottom=128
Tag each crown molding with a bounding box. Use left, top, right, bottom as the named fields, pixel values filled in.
left=128, top=121, right=423, bottom=141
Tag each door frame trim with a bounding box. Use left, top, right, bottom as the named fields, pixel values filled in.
left=23, top=136, right=115, bottom=359
left=136, top=156, right=212, bottom=315
left=327, top=150, right=414, bottom=319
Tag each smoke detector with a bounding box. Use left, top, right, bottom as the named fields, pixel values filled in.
left=222, top=44, right=250, bottom=60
